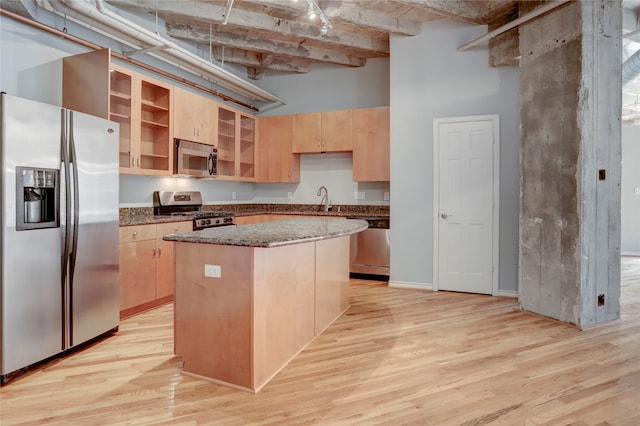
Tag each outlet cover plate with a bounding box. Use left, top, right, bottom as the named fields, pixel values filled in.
left=204, top=264, right=221, bottom=278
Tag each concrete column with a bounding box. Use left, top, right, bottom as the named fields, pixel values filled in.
left=519, top=1, right=622, bottom=327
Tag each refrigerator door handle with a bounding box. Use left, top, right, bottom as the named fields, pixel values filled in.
left=68, top=111, right=80, bottom=346
left=60, top=109, right=72, bottom=351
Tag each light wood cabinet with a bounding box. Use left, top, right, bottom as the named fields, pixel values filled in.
left=235, top=214, right=345, bottom=225
left=119, top=221, right=191, bottom=318
left=352, top=106, right=390, bottom=182
left=63, top=48, right=173, bottom=176
left=173, top=87, right=213, bottom=144
left=217, top=105, right=257, bottom=181
left=257, top=115, right=300, bottom=182
left=292, top=110, right=352, bottom=153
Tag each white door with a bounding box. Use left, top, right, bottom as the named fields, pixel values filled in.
left=433, top=115, right=499, bottom=295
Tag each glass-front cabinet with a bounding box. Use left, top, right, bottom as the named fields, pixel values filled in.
left=217, top=106, right=236, bottom=177
left=138, top=80, right=171, bottom=174
left=109, top=67, right=133, bottom=170
left=216, top=105, right=256, bottom=181
left=239, top=114, right=256, bottom=179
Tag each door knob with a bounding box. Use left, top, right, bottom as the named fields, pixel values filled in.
left=440, top=213, right=451, bottom=219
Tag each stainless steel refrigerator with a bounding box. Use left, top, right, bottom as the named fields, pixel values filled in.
left=1, top=93, right=120, bottom=383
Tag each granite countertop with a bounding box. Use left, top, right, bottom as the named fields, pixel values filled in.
left=162, top=218, right=369, bottom=248
left=120, top=204, right=389, bottom=226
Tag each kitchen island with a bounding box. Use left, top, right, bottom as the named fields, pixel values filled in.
left=163, top=218, right=368, bottom=392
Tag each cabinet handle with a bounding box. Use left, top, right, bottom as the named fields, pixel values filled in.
left=174, top=227, right=179, bottom=232
left=137, top=157, right=140, bottom=167
left=152, top=247, right=157, bottom=258
left=131, top=157, right=135, bottom=167
left=157, top=247, right=162, bottom=257
left=132, top=231, right=137, bottom=237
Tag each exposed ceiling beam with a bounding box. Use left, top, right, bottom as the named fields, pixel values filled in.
left=166, top=23, right=367, bottom=68
left=458, top=0, right=571, bottom=52
left=107, top=0, right=388, bottom=54
left=209, top=47, right=311, bottom=77
left=385, top=0, right=513, bottom=24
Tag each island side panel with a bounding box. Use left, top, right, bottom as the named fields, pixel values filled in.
left=252, top=243, right=315, bottom=390
left=315, top=236, right=350, bottom=335
left=174, top=242, right=253, bottom=389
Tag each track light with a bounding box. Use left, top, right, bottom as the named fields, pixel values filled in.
left=320, top=24, right=328, bottom=35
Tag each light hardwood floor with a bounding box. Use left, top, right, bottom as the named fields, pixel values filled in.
left=1, top=257, right=639, bottom=425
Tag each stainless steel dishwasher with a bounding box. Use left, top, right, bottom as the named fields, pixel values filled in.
left=347, top=216, right=390, bottom=281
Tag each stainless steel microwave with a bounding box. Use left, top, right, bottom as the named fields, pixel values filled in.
left=174, top=139, right=217, bottom=178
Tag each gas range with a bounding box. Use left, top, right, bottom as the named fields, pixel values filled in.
left=153, top=191, right=235, bottom=230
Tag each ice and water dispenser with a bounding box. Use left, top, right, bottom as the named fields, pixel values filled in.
left=16, top=167, right=59, bottom=230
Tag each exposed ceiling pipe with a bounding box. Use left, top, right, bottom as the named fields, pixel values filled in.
left=457, top=0, right=571, bottom=52
left=89, top=0, right=284, bottom=104
left=3, top=6, right=259, bottom=111
left=36, top=0, right=284, bottom=106
left=623, top=49, right=640, bottom=87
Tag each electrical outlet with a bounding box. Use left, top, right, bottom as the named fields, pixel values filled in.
left=204, top=264, right=221, bottom=278
left=635, top=187, right=640, bottom=195
left=383, top=192, right=390, bottom=201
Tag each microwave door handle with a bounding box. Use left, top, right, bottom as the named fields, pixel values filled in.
left=208, top=153, right=214, bottom=175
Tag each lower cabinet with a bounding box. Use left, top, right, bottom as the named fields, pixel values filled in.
left=119, top=221, right=192, bottom=318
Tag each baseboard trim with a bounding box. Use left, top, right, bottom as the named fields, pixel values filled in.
left=498, top=289, right=519, bottom=298
left=389, top=281, right=433, bottom=290
left=622, top=252, right=640, bottom=257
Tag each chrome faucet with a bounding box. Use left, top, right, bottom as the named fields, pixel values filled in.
left=317, top=186, right=332, bottom=212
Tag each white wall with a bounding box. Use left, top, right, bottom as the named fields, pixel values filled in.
left=622, top=124, right=640, bottom=254
left=389, top=20, right=521, bottom=293
left=256, top=58, right=390, bottom=116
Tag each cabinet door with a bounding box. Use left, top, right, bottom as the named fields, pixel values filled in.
left=321, top=110, right=352, bottom=152
left=156, top=221, right=192, bottom=299
left=292, top=112, right=321, bottom=153
left=119, top=239, right=157, bottom=311
left=138, top=77, right=172, bottom=175
left=234, top=216, right=256, bottom=225
left=352, top=106, right=390, bottom=182
left=258, top=115, right=299, bottom=182
left=238, top=114, right=256, bottom=180
left=110, top=65, right=137, bottom=172
left=217, top=106, right=237, bottom=177
left=173, top=87, right=211, bottom=144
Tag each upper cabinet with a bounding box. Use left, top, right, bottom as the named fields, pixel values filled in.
left=292, top=110, right=352, bottom=153
left=173, top=87, right=213, bottom=145
left=136, top=79, right=172, bottom=175
left=257, top=115, right=300, bottom=183
left=216, top=105, right=257, bottom=181
left=63, top=48, right=173, bottom=176
left=352, top=106, right=390, bottom=182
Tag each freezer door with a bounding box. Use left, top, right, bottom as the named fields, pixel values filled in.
left=67, top=110, right=120, bottom=347
left=1, top=94, right=64, bottom=375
